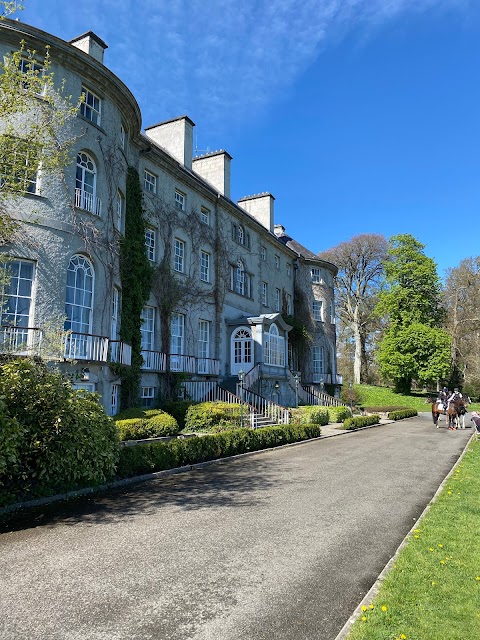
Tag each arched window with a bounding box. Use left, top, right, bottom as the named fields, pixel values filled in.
left=75, top=151, right=101, bottom=215
left=264, top=323, right=285, bottom=367
left=64, top=255, right=94, bottom=359
left=231, top=326, right=253, bottom=375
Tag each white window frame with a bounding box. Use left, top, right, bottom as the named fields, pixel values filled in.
left=141, top=386, right=155, bottom=408
left=274, top=255, right=280, bottom=270
left=275, top=288, right=281, bottom=312
left=198, top=319, right=210, bottom=373
left=262, top=281, right=268, bottom=306
left=311, top=267, right=322, bottom=283
left=0, top=258, right=35, bottom=331
left=80, top=86, right=101, bottom=126
left=175, top=189, right=186, bottom=211
left=200, top=206, right=210, bottom=225
left=111, top=287, right=120, bottom=340
left=120, top=124, right=126, bottom=150
left=76, top=151, right=100, bottom=215
left=200, top=250, right=210, bottom=282
left=111, top=384, right=120, bottom=416
left=170, top=312, right=185, bottom=371
left=313, top=346, right=324, bottom=380
left=264, top=323, right=285, bottom=368
left=286, top=293, right=292, bottom=315
left=145, top=229, right=156, bottom=262
left=174, top=238, right=185, bottom=273
left=313, top=300, right=323, bottom=321
left=144, top=169, right=157, bottom=193
left=64, top=255, right=94, bottom=360
left=286, top=263, right=292, bottom=277
left=260, top=246, right=266, bottom=261
left=116, top=189, right=124, bottom=230
left=141, top=306, right=155, bottom=352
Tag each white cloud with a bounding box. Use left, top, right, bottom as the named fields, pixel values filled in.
left=22, top=0, right=471, bottom=139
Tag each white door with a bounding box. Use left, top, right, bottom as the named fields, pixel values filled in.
left=230, top=326, right=253, bottom=376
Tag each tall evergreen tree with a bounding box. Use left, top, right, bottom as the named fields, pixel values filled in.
left=375, top=234, right=451, bottom=393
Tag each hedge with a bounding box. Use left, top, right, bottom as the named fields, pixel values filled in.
left=362, top=405, right=411, bottom=413
left=117, top=423, right=322, bottom=478
left=116, top=411, right=179, bottom=440
left=184, top=402, right=244, bottom=432
left=161, top=400, right=197, bottom=430
left=0, top=358, right=119, bottom=507
left=327, top=405, right=352, bottom=423
left=387, top=408, right=418, bottom=420
left=290, top=405, right=329, bottom=426
left=341, top=414, right=381, bottom=430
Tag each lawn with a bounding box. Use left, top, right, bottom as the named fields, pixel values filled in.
left=345, top=437, right=480, bottom=640
left=354, top=385, right=479, bottom=413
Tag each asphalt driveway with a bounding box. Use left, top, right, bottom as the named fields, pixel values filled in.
left=0, top=413, right=472, bottom=640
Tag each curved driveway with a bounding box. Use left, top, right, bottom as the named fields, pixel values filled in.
left=0, top=413, right=472, bottom=640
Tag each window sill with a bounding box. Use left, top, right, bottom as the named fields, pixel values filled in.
left=77, top=115, right=107, bottom=136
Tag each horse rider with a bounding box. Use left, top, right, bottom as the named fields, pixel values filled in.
left=447, top=388, right=462, bottom=409
left=437, top=387, right=449, bottom=411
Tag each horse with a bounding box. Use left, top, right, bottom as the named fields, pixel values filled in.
left=431, top=398, right=467, bottom=429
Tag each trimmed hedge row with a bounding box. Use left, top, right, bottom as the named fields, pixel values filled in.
left=116, top=413, right=179, bottom=441
left=362, top=405, right=410, bottom=413
left=117, top=423, right=322, bottom=478
left=290, top=406, right=329, bottom=426
left=327, top=405, right=352, bottom=423
left=184, top=402, right=244, bottom=432
left=341, top=414, right=380, bottom=430
left=387, top=408, right=418, bottom=420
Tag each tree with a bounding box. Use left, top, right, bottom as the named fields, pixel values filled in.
left=318, top=234, right=388, bottom=384
left=375, top=234, right=451, bottom=393
left=0, top=4, right=78, bottom=244
left=444, top=257, right=480, bottom=396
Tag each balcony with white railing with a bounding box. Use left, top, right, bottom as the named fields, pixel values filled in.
left=109, top=341, right=132, bottom=366
left=169, top=354, right=196, bottom=373
left=75, top=188, right=102, bottom=216
left=0, top=325, right=43, bottom=356
left=197, top=357, right=220, bottom=375
left=140, top=350, right=167, bottom=372
left=64, top=332, right=109, bottom=362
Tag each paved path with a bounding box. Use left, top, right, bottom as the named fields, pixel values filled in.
left=0, top=414, right=472, bottom=640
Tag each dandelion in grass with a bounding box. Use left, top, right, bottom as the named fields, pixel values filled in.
left=361, top=606, right=368, bottom=611
left=381, top=605, right=388, bottom=612
left=361, top=616, right=367, bottom=622
left=431, top=581, right=436, bottom=586
left=438, top=544, right=443, bottom=548
left=429, top=548, right=434, bottom=552
left=475, top=576, right=480, bottom=581
left=369, top=605, right=374, bottom=609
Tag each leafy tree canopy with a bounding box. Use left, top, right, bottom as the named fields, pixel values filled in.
left=375, top=234, right=444, bottom=328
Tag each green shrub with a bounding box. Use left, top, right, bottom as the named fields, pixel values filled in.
left=184, top=402, right=244, bottom=432
left=290, top=405, right=329, bottom=426
left=341, top=414, right=380, bottom=430
left=161, top=400, right=197, bottom=430
left=117, top=423, right=322, bottom=478
left=327, top=405, right=352, bottom=423
left=387, top=408, right=418, bottom=420
left=0, top=359, right=119, bottom=506
left=116, top=411, right=179, bottom=441
left=363, top=405, right=411, bottom=413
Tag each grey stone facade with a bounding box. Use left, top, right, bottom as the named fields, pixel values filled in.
left=0, top=19, right=341, bottom=415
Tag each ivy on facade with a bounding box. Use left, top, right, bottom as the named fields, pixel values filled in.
left=118, top=167, right=153, bottom=408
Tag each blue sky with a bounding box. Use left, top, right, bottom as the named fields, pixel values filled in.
left=18, top=0, right=480, bottom=279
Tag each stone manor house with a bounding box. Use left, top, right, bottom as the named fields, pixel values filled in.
left=0, top=19, right=342, bottom=419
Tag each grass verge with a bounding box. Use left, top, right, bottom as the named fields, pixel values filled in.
left=345, top=438, right=480, bottom=640
left=355, top=385, right=479, bottom=413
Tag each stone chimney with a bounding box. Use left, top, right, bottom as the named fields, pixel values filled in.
left=238, top=193, right=275, bottom=233
left=70, top=32, right=108, bottom=64
left=192, top=150, right=232, bottom=198
left=144, top=116, right=195, bottom=170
